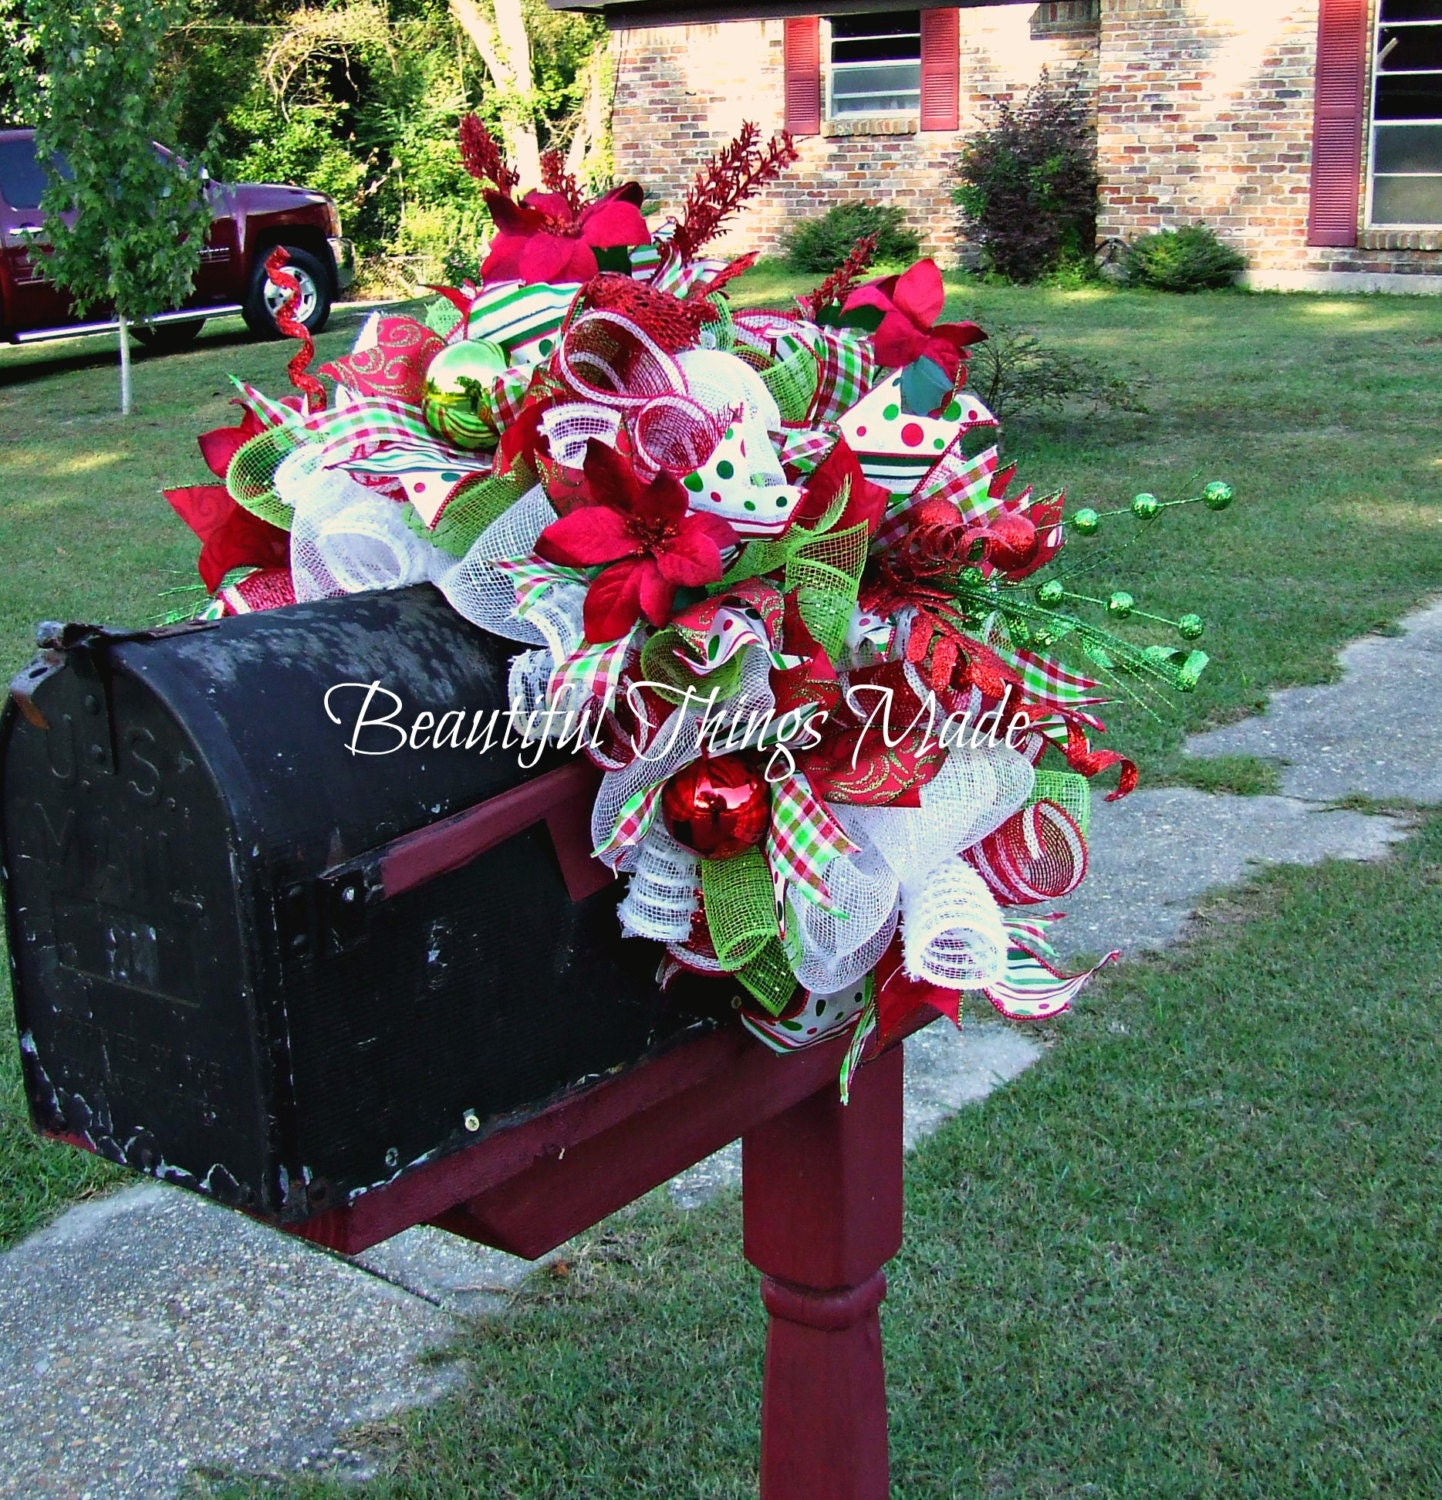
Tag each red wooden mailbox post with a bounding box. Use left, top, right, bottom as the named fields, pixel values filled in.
left=295, top=1014, right=924, bottom=1498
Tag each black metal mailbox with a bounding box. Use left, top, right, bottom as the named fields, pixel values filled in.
left=1, top=585, right=714, bottom=1224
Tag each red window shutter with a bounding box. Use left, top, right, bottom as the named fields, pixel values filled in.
left=1306, top=0, right=1368, bottom=247
left=920, top=8, right=960, bottom=132
left=784, top=17, right=821, bottom=137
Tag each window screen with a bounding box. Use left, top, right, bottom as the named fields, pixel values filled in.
left=1371, top=0, right=1442, bottom=224
left=828, top=12, right=922, bottom=117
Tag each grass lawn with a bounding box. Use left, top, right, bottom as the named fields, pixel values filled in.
left=0, top=280, right=1439, bottom=1491
left=197, top=813, right=1442, bottom=1499
left=0, top=279, right=1438, bottom=1242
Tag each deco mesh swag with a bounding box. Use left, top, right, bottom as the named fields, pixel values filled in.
left=163, top=122, right=1235, bottom=1094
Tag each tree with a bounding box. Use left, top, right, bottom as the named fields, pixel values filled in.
left=7, top=0, right=213, bottom=412
left=449, top=0, right=542, bottom=188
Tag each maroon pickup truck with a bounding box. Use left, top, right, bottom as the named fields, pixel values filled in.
left=0, top=127, right=356, bottom=348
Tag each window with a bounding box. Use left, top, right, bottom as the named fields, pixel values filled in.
left=827, top=11, right=922, bottom=118
left=0, top=137, right=48, bottom=210
left=1370, top=0, right=1442, bottom=224
left=0, top=136, right=72, bottom=211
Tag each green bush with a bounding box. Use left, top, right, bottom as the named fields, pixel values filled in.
left=1123, top=224, right=1246, bottom=291
left=966, top=323, right=1148, bottom=422
left=782, top=201, right=920, bottom=273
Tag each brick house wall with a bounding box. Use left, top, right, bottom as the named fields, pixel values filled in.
left=610, top=6, right=1098, bottom=261
left=1097, top=0, right=1438, bottom=283
left=609, top=0, right=1442, bottom=289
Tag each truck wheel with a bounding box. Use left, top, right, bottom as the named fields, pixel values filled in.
left=133, top=319, right=205, bottom=352
left=243, top=247, right=332, bottom=339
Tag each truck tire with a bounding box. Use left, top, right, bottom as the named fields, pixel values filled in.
left=242, top=246, right=333, bottom=339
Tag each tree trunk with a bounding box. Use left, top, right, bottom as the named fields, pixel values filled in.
left=118, top=315, right=132, bottom=416
left=448, top=0, right=541, bottom=190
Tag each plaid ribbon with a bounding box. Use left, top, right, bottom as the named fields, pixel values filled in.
left=550, top=628, right=640, bottom=711
left=774, top=424, right=839, bottom=476
left=808, top=327, right=876, bottom=424
left=492, top=556, right=637, bottom=709
left=595, top=781, right=664, bottom=862
left=984, top=619, right=1110, bottom=711
left=766, top=771, right=859, bottom=914
left=870, top=444, right=1000, bottom=556
left=493, top=556, right=586, bottom=614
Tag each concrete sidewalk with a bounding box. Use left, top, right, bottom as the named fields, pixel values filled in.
left=0, top=601, right=1437, bottom=1499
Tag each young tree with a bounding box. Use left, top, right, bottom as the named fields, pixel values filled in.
left=8, top=0, right=212, bottom=413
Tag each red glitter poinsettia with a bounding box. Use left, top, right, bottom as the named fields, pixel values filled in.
left=534, top=439, right=738, bottom=642
left=481, top=184, right=650, bottom=286
left=842, top=259, right=986, bottom=382
left=164, top=404, right=298, bottom=592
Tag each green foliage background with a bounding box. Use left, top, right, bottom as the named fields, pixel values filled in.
left=1, top=0, right=608, bottom=292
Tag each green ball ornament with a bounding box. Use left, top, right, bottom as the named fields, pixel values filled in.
left=1106, top=590, right=1135, bottom=619
left=1177, top=613, right=1205, bottom=641
left=1071, top=507, right=1100, bottom=536
left=1130, top=492, right=1160, bottom=521
left=1202, top=480, right=1234, bottom=511
left=1036, top=579, right=1065, bottom=608
left=422, top=339, right=509, bottom=451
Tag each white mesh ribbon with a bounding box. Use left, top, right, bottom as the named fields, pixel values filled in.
left=539, top=402, right=622, bottom=467
left=832, top=742, right=1036, bottom=886
left=617, top=826, right=700, bottom=943
left=592, top=647, right=779, bottom=871
left=433, top=483, right=557, bottom=643
left=279, top=448, right=437, bottom=602
left=786, top=831, right=900, bottom=994
left=900, top=858, right=1009, bottom=989
left=824, top=742, right=1034, bottom=989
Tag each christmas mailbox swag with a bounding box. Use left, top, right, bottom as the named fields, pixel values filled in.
left=2, top=123, right=1232, bottom=1216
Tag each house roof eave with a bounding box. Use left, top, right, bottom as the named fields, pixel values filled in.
left=549, top=0, right=1031, bottom=29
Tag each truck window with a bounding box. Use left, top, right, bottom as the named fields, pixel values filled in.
left=0, top=137, right=71, bottom=210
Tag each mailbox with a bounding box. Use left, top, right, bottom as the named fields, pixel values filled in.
left=0, top=584, right=718, bottom=1225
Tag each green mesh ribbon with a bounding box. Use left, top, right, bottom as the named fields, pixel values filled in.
left=735, top=939, right=800, bottom=1015
left=786, top=522, right=869, bottom=661
left=714, top=488, right=867, bottom=664
left=757, top=332, right=820, bottom=425
left=226, top=425, right=315, bottom=530
left=424, top=295, right=463, bottom=340
left=401, top=463, right=536, bottom=558
left=1029, top=768, right=1091, bottom=835
left=700, top=848, right=779, bottom=975
left=639, top=626, right=744, bottom=705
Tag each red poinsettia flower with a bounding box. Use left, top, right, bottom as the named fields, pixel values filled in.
left=481, top=183, right=650, bottom=285
left=534, top=439, right=738, bottom=642
left=842, top=259, right=986, bottom=382
left=164, top=484, right=291, bottom=594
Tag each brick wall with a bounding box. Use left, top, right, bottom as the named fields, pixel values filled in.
left=610, top=9, right=1097, bottom=261
left=610, top=2, right=1441, bottom=283
left=1096, top=0, right=1437, bottom=279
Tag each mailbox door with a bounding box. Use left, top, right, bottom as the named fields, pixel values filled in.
left=1, top=659, right=275, bottom=1207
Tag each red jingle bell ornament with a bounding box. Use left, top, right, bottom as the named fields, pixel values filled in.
left=661, top=754, right=771, bottom=860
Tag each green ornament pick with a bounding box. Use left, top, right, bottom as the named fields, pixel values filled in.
left=1107, top=590, right=1135, bottom=619
left=1131, top=492, right=1160, bottom=521
left=1036, top=579, right=1065, bottom=608
left=1202, top=480, right=1235, bottom=511
left=1071, top=507, right=1100, bottom=536
left=1178, top=613, right=1205, bottom=641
